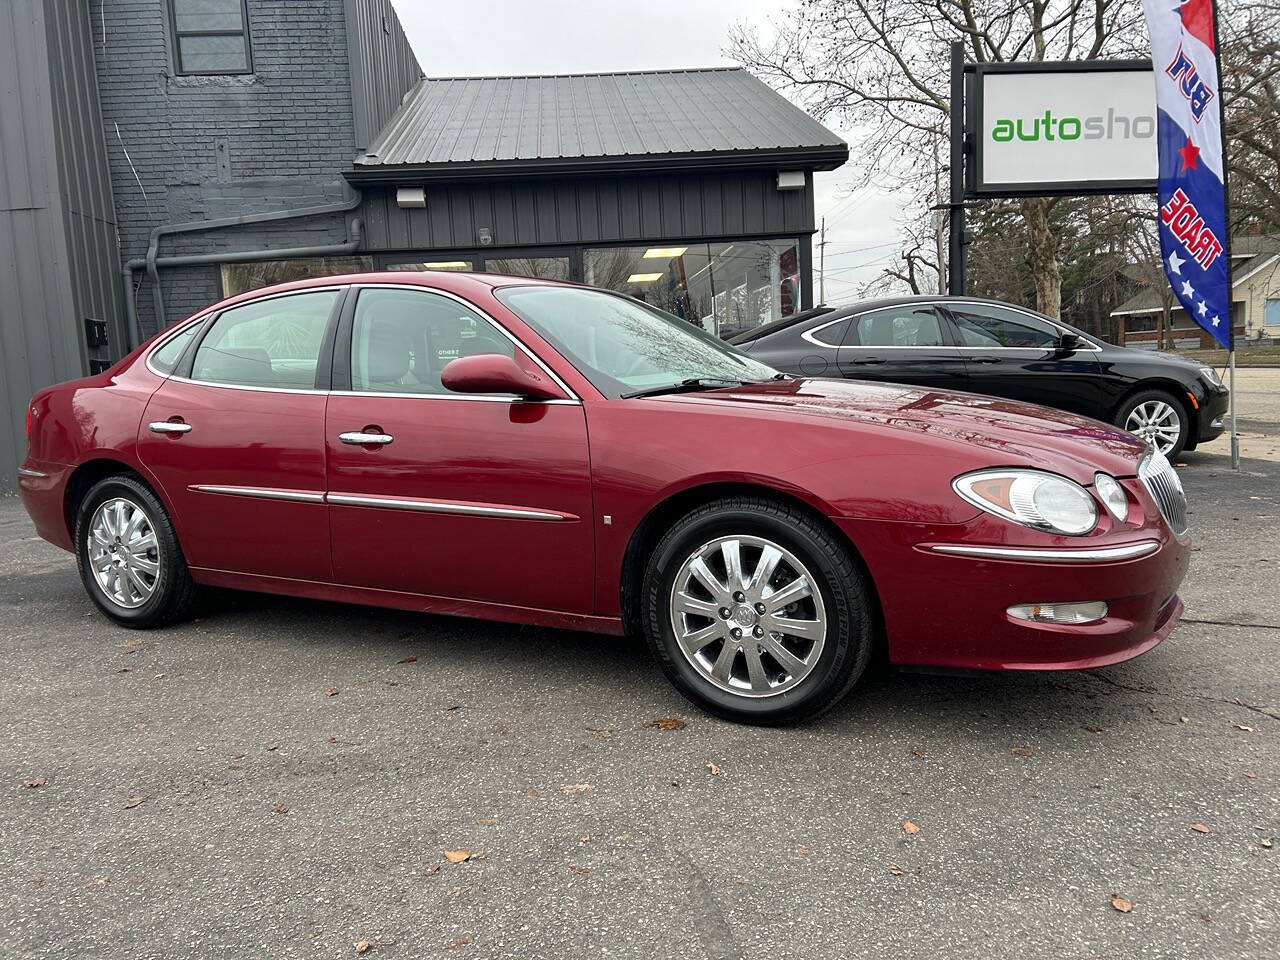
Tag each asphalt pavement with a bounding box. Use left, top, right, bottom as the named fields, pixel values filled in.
left=2, top=397, right=1278, bottom=959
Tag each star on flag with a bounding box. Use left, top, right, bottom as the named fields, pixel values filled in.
left=1197, top=300, right=1208, bottom=316
left=1177, top=137, right=1200, bottom=173
left=1166, top=250, right=1185, bottom=275
left=1211, top=315, right=1220, bottom=327
left=1181, top=279, right=1196, bottom=298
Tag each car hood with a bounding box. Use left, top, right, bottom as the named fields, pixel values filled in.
left=671, top=378, right=1149, bottom=478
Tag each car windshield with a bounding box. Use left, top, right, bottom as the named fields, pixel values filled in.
left=495, top=285, right=779, bottom=399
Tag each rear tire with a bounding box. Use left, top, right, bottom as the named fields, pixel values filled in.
left=1115, top=389, right=1189, bottom=460
left=74, top=475, right=197, bottom=629
left=640, top=496, right=874, bottom=725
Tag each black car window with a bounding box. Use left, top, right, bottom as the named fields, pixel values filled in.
left=349, top=288, right=514, bottom=395
left=846, top=306, right=945, bottom=347
left=950, top=304, right=1059, bottom=349
left=190, top=290, right=338, bottom=389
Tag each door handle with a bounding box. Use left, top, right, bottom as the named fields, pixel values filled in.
left=148, top=421, right=192, bottom=434
left=849, top=358, right=886, bottom=366
left=971, top=356, right=1002, bottom=364
left=339, top=431, right=394, bottom=446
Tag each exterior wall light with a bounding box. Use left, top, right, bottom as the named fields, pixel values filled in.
left=396, top=187, right=426, bottom=208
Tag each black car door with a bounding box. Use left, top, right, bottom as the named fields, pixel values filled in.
left=836, top=304, right=969, bottom=391
left=942, top=302, right=1102, bottom=416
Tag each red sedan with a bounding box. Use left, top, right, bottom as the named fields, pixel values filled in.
left=18, top=273, right=1190, bottom=723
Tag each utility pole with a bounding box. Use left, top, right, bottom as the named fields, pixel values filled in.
left=947, top=41, right=967, bottom=296
left=817, top=217, right=827, bottom=305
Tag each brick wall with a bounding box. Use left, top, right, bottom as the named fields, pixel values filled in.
left=93, top=0, right=360, bottom=336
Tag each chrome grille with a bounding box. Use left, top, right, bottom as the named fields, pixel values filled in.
left=1138, top=449, right=1188, bottom=537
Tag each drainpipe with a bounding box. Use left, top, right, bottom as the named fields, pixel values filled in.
left=120, top=187, right=365, bottom=347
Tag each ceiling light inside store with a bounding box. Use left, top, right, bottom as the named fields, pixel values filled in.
left=642, top=247, right=688, bottom=259
left=627, top=272, right=663, bottom=283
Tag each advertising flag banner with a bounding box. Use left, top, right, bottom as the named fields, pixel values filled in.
left=1143, top=0, right=1231, bottom=348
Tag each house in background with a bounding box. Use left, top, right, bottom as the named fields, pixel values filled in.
left=1110, top=235, right=1280, bottom=349
left=0, top=0, right=846, bottom=485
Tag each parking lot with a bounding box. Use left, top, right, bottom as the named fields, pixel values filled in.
left=3, top=373, right=1278, bottom=959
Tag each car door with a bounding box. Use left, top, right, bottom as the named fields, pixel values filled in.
left=836, top=304, right=969, bottom=391
left=943, top=302, right=1102, bottom=415
left=324, top=285, right=595, bottom=614
left=137, top=287, right=343, bottom=581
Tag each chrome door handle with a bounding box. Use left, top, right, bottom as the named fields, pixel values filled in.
left=339, top=431, right=393, bottom=445
left=149, top=421, right=192, bottom=434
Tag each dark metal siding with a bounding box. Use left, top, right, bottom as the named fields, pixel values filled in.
left=345, top=0, right=422, bottom=151
left=0, top=0, right=120, bottom=487
left=360, top=170, right=815, bottom=252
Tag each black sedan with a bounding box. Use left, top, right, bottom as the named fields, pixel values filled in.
left=731, top=296, right=1229, bottom=460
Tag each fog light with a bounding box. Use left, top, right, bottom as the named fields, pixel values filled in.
left=1211, top=415, right=1224, bottom=428
left=1007, top=601, right=1108, bottom=625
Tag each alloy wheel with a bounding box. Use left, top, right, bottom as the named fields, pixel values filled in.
left=668, top=535, right=827, bottom=698
left=1125, top=400, right=1182, bottom=455
left=87, top=497, right=161, bottom=609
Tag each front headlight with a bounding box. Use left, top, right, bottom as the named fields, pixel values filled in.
left=1199, top=366, right=1224, bottom=390
left=953, top=469, right=1098, bottom=536
left=1093, top=473, right=1130, bottom=523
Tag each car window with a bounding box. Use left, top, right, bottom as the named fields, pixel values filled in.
left=846, top=306, right=945, bottom=347
left=950, top=304, right=1060, bottom=349
left=149, top=322, right=201, bottom=374
left=350, top=288, right=514, bottom=395
left=190, top=290, right=338, bottom=389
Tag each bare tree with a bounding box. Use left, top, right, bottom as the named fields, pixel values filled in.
left=730, top=0, right=1148, bottom=317
left=1221, top=0, right=1280, bottom=235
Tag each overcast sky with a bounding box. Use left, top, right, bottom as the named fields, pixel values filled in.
left=388, top=0, right=907, bottom=301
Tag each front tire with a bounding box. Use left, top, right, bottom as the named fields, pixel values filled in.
left=640, top=496, right=874, bottom=724
left=1116, top=390, right=1189, bottom=460
left=75, top=475, right=197, bottom=628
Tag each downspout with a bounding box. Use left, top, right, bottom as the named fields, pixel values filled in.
left=120, top=187, right=365, bottom=347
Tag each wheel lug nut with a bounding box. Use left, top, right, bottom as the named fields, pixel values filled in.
left=733, top=592, right=745, bottom=602
left=754, top=603, right=766, bottom=615
left=719, top=607, right=731, bottom=619
left=730, top=627, right=741, bottom=639
left=753, top=626, right=763, bottom=637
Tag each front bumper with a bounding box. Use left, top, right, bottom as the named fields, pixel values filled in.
left=1197, top=388, right=1230, bottom=443
left=835, top=505, right=1190, bottom=671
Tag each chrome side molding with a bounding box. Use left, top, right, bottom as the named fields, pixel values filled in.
left=17, top=467, right=49, bottom=479
left=186, top=483, right=572, bottom=521
left=188, top=484, right=325, bottom=504
left=926, top=541, right=1160, bottom=562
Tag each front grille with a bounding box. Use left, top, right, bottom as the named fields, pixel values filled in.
left=1138, top=449, right=1189, bottom=537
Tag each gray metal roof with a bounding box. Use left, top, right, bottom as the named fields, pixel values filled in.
left=350, top=67, right=847, bottom=179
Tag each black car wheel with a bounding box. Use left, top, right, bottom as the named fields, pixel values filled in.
left=1116, top=390, right=1189, bottom=460
left=640, top=496, right=874, bottom=724
left=75, top=475, right=198, bottom=629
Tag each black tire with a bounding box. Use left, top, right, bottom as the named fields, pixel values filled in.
left=1114, top=389, right=1190, bottom=460
left=639, top=496, right=874, bottom=725
left=74, top=474, right=198, bottom=629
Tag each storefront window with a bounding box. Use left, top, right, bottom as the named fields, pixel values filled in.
left=584, top=239, right=800, bottom=339
left=484, top=257, right=570, bottom=280
left=221, top=256, right=372, bottom=297
left=384, top=260, right=474, bottom=272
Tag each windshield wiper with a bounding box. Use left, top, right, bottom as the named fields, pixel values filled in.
left=621, top=377, right=749, bottom=399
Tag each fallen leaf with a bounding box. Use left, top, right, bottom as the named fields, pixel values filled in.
left=1179, top=716, right=1190, bottom=724
left=797, top=844, right=811, bottom=856
left=123, top=796, right=146, bottom=810
left=1190, top=822, right=1211, bottom=833
left=355, top=941, right=372, bottom=954
left=1111, top=893, right=1133, bottom=913
left=425, top=864, right=440, bottom=875
left=23, top=777, right=46, bottom=789
left=1245, top=770, right=1257, bottom=780
left=397, top=655, right=418, bottom=664
left=229, top=753, right=246, bottom=760
left=150, top=673, right=166, bottom=682
left=266, top=742, right=280, bottom=751
left=275, top=803, right=289, bottom=815
left=902, top=821, right=920, bottom=835
left=579, top=835, right=591, bottom=844
left=1011, top=745, right=1033, bottom=757
left=1083, top=724, right=1104, bottom=733
left=1259, top=838, right=1273, bottom=849
left=569, top=864, right=591, bottom=875
left=910, top=747, right=925, bottom=759
left=645, top=717, right=686, bottom=731
left=1234, top=724, right=1254, bottom=732
left=889, top=865, right=904, bottom=875
left=587, top=727, right=614, bottom=741
left=473, top=817, right=501, bottom=826
left=707, top=762, right=721, bottom=776
left=449, top=935, right=474, bottom=950
left=561, top=783, right=593, bottom=795
left=325, top=688, right=340, bottom=697
left=526, top=787, right=540, bottom=798
left=444, top=849, right=471, bottom=863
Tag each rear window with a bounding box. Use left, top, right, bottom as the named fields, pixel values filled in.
left=149, top=322, right=201, bottom=374
left=190, top=290, right=338, bottom=389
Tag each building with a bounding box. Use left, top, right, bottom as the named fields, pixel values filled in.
left=1110, top=235, right=1280, bottom=349
left=0, top=0, right=846, bottom=486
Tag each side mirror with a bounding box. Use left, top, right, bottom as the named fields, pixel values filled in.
left=1057, top=332, right=1086, bottom=353
left=440, top=353, right=566, bottom=401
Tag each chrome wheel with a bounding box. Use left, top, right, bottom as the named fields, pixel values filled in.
left=669, top=535, right=827, bottom=698
left=1125, top=399, right=1182, bottom=455
left=87, top=498, right=160, bottom=609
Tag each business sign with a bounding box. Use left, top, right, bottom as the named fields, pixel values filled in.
left=970, top=61, right=1159, bottom=196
